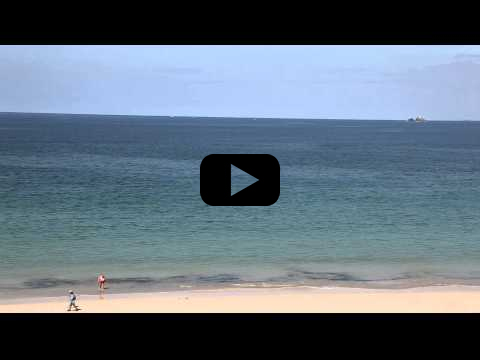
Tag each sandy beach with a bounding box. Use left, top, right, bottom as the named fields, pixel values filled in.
left=2, top=285, right=480, bottom=312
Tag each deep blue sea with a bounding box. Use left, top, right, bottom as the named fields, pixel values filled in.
left=1, top=113, right=480, bottom=298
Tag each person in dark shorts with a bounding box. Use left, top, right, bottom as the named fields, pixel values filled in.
left=97, top=273, right=106, bottom=290
left=67, top=290, right=80, bottom=311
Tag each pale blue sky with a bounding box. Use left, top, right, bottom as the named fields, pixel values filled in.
left=1, top=45, right=480, bottom=120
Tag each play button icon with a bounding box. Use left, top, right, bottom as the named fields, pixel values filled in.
left=230, top=164, right=259, bottom=196
left=200, top=154, right=280, bottom=206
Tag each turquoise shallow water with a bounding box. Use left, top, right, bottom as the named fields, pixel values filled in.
left=1, top=113, right=480, bottom=298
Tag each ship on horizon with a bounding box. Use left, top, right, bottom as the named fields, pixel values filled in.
left=407, top=116, right=426, bottom=123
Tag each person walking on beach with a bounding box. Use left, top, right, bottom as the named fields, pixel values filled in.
left=67, top=290, right=80, bottom=311
left=97, top=273, right=106, bottom=290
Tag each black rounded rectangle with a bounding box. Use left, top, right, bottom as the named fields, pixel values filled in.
left=200, top=154, right=280, bottom=206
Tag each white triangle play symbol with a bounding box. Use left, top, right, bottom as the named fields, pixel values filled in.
left=231, top=164, right=259, bottom=196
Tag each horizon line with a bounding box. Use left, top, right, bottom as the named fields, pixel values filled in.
left=0, top=111, right=478, bottom=122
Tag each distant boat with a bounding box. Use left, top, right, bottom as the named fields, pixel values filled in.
left=407, top=116, right=426, bottom=123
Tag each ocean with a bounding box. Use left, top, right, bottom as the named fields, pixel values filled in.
left=1, top=112, right=480, bottom=299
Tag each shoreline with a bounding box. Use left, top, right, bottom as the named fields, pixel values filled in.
left=2, top=285, right=480, bottom=312
left=2, top=277, right=480, bottom=301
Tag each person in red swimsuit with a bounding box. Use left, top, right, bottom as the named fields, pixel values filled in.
left=97, top=273, right=106, bottom=290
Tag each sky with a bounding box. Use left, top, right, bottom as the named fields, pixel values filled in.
left=0, top=45, right=480, bottom=120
